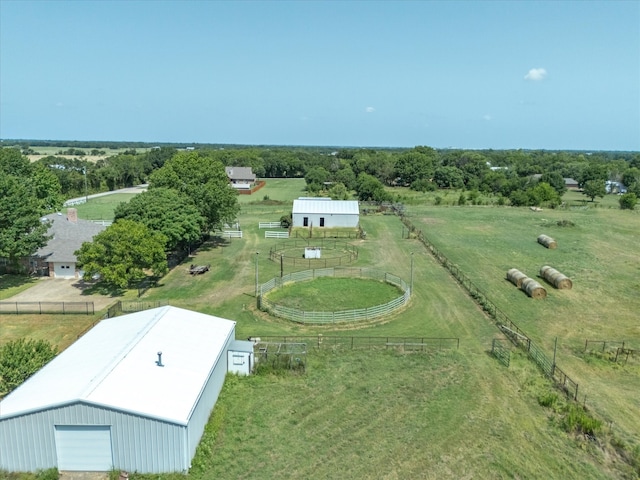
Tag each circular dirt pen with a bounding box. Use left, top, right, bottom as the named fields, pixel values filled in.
left=258, top=267, right=410, bottom=325
left=269, top=238, right=358, bottom=269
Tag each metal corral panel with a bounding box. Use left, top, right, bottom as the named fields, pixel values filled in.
left=55, top=426, right=112, bottom=471
left=0, top=402, right=187, bottom=473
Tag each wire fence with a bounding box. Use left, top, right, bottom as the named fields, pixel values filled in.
left=400, top=215, right=582, bottom=402
left=269, top=238, right=358, bottom=268
left=258, top=267, right=410, bottom=324
left=254, top=335, right=459, bottom=352
left=105, top=300, right=168, bottom=318
left=0, top=301, right=94, bottom=315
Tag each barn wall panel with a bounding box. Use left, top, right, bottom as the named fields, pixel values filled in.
left=0, top=402, right=186, bottom=473
left=186, top=328, right=235, bottom=461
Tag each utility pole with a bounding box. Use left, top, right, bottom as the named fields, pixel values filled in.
left=255, top=252, right=260, bottom=297
left=83, top=166, right=88, bottom=203
left=410, top=252, right=414, bottom=294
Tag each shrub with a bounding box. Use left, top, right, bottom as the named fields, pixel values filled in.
left=561, top=403, right=602, bottom=436
left=619, top=193, right=637, bottom=210
left=458, top=193, right=467, bottom=206
left=434, top=196, right=443, bottom=205
left=538, top=391, right=559, bottom=408
left=0, top=338, right=58, bottom=395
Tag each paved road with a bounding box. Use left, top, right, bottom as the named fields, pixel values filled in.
left=64, top=184, right=148, bottom=206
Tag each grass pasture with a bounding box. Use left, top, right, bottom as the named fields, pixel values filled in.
left=65, top=193, right=138, bottom=220
left=405, top=204, right=640, bottom=449
left=2, top=180, right=639, bottom=478
left=263, top=277, right=403, bottom=310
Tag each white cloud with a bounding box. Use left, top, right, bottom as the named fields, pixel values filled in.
left=524, top=68, right=547, bottom=81
left=365, top=106, right=375, bottom=113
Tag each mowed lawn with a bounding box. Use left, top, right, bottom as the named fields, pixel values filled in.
left=405, top=204, right=640, bottom=450
left=2, top=180, right=639, bottom=478
left=142, top=211, right=635, bottom=478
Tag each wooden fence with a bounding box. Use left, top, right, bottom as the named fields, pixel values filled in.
left=0, top=301, right=95, bottom=315
left=259, top=222, right=283, bottom=228
left=265, top=231, right=289, bottom=238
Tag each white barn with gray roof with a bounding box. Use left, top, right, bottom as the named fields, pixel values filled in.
left=0, top=306, right=254, bottom=473
left=292, top=198, right=359, bottom=228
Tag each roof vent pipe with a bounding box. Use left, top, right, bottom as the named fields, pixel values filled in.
left=156, top=351, right=164, bottom=367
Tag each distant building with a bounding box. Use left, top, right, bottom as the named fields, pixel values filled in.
left=0, top=306, right=254, bottom=473
left=292, top=198, right=360, bottom=228
left=564, top=178, right=579, bottom=189
left=225, top=166, right=257, bottom=190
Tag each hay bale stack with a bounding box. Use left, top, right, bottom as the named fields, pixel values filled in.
left=507, top=268, right=528, bottom=287
left=537, top=234, right=557, bottom=249
left=540, top=265, right=572, bottom=289
left=521, top=277, right=547, bottom=299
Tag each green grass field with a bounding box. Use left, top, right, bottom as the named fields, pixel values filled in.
left=66, top=193, right=138, bottom=220
left=264, top=277, right=402, bottom=310
left=2, top=181, right=639, bottom=478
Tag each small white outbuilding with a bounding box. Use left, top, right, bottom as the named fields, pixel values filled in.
left=292, top=198, right=359, bottom=228
left=0, top=306, right=254, bottom=473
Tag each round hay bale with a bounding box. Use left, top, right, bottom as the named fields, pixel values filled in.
left=521, top=277, right=547, bottom=299
left=540, top=265, right=573, bottom=289
left=507, top=268, right=528, bottom=287
left=537, top=234, right=557, bottom=249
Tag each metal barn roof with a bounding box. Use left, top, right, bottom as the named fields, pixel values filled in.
left=292, top=199, right=359, bottom=215
left=0, top=306, right=235, bottom=425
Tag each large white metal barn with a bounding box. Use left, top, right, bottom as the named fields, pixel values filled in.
left=292, top=198, right=359, bottom=228
left=0, top=306, right=254, bottom=473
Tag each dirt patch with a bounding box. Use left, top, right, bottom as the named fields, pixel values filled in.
left=3, top=278, right=117, bottom=311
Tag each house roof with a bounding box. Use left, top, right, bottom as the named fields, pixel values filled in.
left=564, top=178, right=578, bottom=185
left=292, top=198, right=359, bottom=215
left=0, top=306, right=236, bottom=425
left=36, top=213, right=106, bottom=263
left=225, top=166, right=256, bottom=181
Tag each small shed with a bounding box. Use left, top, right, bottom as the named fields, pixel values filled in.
left=292, top=198, right=359, bottom=228
left=0, top=306, right=254, bottom=473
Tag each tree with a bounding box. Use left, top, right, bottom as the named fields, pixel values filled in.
left=113, top=188, right=206, bottom=252
left=328, top=182, right=350, bottom=200
left=433, top=166, right=464, bottom=189
left=619, top=193, right=637, bottom=210
left=539, top=172, right=567, bottom=196
left=149, top=152, right=239, bottom=232
left=0, top=149, right=61, bottom=267
left=0, top=338, right=58, bottom=395
left=582, top=180, right=606, bottom=202
left=75, top=220, right=168, bottom=288
left=304, top=166, right=330, bottom=192
left=355, top=173, right=391, bottom=202
left=394, top=149, right=436, bottom=185
left=529, top=182, right=561, bottom=206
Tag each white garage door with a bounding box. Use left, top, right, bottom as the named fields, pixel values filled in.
left=55, top=426, right=113, bottom=471
left=53, top=263, right=75, bottom=279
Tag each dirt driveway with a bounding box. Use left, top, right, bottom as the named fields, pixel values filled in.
left=5, top=278, right=117, bottom=312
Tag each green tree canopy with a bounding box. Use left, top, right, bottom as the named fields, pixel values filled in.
left=0, top=338, right=58, bottom=396
left=355, top=173, right=391, bottom=202
left=75, top=219, right=168, bottom=288
left=113, top=188, right=206, bottom=252
left=582, top=180, right=606, bottom=202
left=149, top=151, right=239, bottom=231
left=433, top=166, right=464, bottom=189
left=0, top=148, right=62, bottom=265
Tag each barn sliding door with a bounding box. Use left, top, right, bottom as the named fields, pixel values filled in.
left=55, top=425, right=113, bottom=471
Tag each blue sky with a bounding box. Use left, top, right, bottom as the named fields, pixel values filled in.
left=1, top=0, right=638, bottom=150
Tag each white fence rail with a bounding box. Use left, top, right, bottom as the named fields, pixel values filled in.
left=90, top=220, right=113, bottom=226
left=259, top=267, right=410, bottom=324
left=222, top=230, right=243, bottom=238
left=64, top=199, right=87, bottom=206
left=259, top=222, right=283, bottom=228
left=265, top=231, right=289, bottom=238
